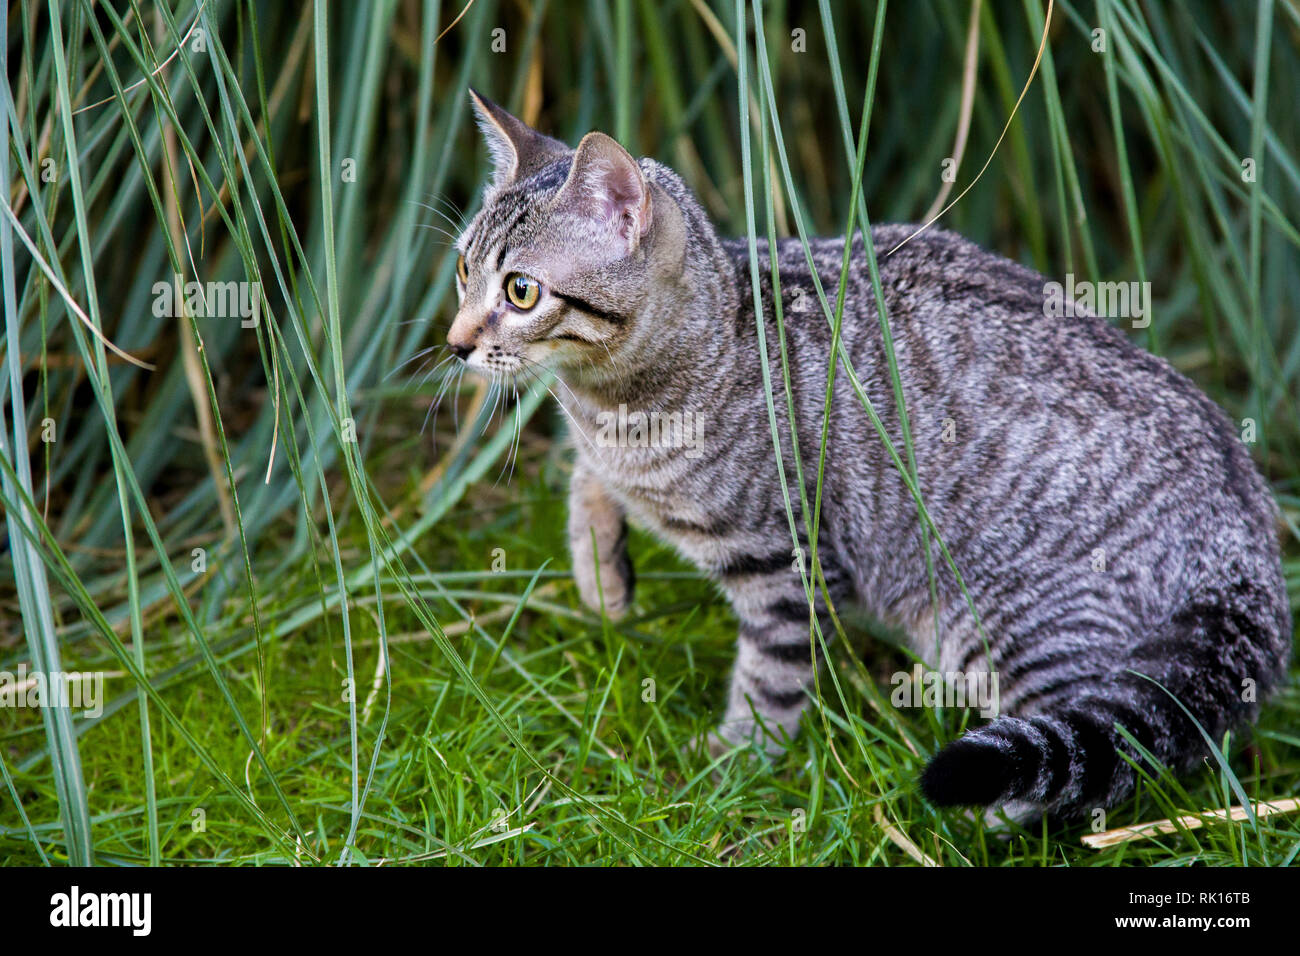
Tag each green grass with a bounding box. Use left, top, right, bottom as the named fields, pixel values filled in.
left=2, top=0, right=1298, bottom=866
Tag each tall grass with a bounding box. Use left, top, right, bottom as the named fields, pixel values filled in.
left=1, top=0, right=1297, bottom=866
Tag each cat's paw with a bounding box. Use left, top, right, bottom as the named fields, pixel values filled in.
left=981, top=799, right=1045, bottom=833
left=572, top=546, right=635, bottom=619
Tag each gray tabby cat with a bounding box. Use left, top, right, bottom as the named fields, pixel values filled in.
left=445, top=90, right=1292, bottom=821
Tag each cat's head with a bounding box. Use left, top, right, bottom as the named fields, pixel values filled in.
left=446, top=91, right=688, bottom=382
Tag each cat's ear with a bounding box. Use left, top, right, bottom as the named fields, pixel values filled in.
left=468, top=88, right=568, bottom=188
left=554, top=132, right=652, bottom=251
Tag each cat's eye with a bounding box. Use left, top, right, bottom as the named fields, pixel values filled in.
left=455, top=254, right=469, bottom=284
left=504, top=273, right=541, bottom=310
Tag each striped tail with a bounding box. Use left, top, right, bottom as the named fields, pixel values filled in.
left=919, top=587, right=1290, bottom=817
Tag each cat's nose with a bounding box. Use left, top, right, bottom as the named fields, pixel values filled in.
left=447, top=311, right=480, bottom=360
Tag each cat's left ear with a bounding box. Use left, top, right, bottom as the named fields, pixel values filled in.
left=554, top=132, right=653, bottom=252
left=469, top=88, right=568, bottom=188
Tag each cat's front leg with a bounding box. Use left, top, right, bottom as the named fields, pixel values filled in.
left=567, top=460, right=635, bottom=619
left=712, top=565, right=828, bottom=755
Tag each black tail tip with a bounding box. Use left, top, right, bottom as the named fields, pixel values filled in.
left=920, top=737, right=1018, bottom=807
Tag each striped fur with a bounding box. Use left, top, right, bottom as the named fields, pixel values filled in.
left=448, top=94, right=1292, bottom=820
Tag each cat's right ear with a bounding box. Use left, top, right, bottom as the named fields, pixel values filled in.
left=468, top=89, right=568, bottom=189
left=554, top=132, right=653, bottom=254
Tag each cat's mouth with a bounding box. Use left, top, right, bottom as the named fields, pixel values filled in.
left=457, top=344, right=528, bottom=378
left=452, top=335, right=578, bottom=385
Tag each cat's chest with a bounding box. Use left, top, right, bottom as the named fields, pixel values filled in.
left=588, top=448, right=757, bottom=570
left=570, top=401, right=709, bottom=503
left=596, top=449, right=709, bottom=520
left=566, top=393, right=755, bottom=556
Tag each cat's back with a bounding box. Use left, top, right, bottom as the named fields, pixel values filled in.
left=725, top=225, right=1278, bottom=576
left=873, top=226, right=1281, bottom=582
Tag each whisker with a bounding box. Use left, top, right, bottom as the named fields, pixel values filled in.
left=453, top=364, right=466, bottom=436
left=421, top=192, right=472, bottom=232
left=413, top=222, right=459, bottom=243
left=388, top=343, right=446, bottom=381
left=519, top=356, right=615, bottom=472
left=409, top=199, right=468, bottom=235
left=507, top=374, right=531, bottom=486
left=492, top=380, right=514, bottom=487
left=421, top=360, right=460, bottom=439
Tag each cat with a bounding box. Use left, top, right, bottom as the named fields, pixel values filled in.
left=444, top=90, right=1292, bottom=822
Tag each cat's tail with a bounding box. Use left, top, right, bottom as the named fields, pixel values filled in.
left=919, top=585, right=1290, bottom=818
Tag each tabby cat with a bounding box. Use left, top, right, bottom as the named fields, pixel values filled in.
left=444, top=91, right=1292, bottom=822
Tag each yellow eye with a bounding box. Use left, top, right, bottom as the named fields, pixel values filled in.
left=455, top=254, right=469, bottom=283
left=505, top=273, right=540, bottom=310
